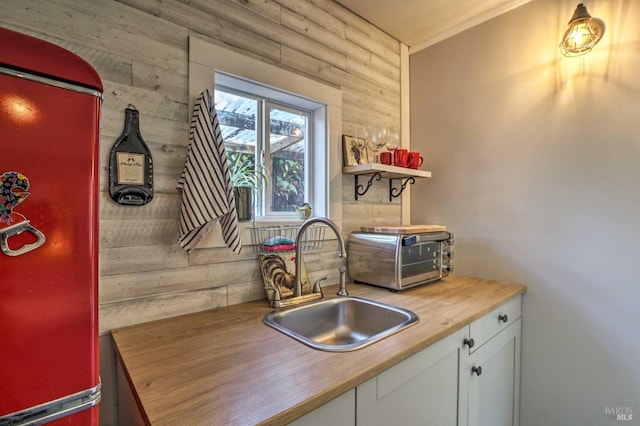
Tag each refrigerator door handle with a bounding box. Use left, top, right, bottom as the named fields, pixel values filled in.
left=0, top=382, right=101, bottom=426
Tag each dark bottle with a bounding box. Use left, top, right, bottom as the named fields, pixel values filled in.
left=109, top=105, right=153, bottom=205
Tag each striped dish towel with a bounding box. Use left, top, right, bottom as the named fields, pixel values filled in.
left=177, top=89, right=241, bottom=253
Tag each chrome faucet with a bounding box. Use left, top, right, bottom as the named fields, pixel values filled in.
left=294, top=217, right=348, bottom=297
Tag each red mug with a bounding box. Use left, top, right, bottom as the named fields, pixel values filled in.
left=380, top=151, right=392, bottom=165
left=394, top=149, right=409, bottom=167
left=408, top=152, right=423, bottom=169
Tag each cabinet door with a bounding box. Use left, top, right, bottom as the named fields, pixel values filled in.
left=289, top=389, right=355, bottom=426
left=465, top=319, right=521, bottom=426
left=356, top=328, right=467, bottom=426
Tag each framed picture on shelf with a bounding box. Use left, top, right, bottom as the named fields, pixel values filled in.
left=342, top=134, right=368, bottom=166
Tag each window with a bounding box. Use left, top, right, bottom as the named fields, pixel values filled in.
left=214, top=73, right=319, bottom=219
left=188, top=36, right=343, bottom=248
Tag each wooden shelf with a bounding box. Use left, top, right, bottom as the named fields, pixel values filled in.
left=342, top=163, right=432, bottom=201
left=343, top=163, right=432, bottom=179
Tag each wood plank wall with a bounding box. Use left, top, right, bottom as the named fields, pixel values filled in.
left=1, top=0, right=402, bottom=423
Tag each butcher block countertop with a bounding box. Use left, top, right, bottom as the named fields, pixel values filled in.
left=111, top=274, right=526, bottom=425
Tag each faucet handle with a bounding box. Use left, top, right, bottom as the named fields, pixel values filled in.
left=264, top=286, right=281, bottom=302
left=313, top=276, right=327, bottom=297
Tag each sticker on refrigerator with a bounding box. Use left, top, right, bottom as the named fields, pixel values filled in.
left=0, top=171, right=46, bottom=256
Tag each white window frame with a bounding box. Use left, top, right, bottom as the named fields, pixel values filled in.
left=187, top=37, right=342, bottom=249
left=215, top=81, right=317, bottom=220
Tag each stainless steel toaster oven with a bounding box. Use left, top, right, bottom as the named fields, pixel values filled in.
left=348, top=231, right=454, bottom=290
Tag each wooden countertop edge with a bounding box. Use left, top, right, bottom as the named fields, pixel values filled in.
left=112, top=275, right=526, bottom=425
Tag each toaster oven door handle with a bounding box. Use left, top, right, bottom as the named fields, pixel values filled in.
left=401, top=235, right=418, bottom=246
left=413, top=231, right=452, bottom=244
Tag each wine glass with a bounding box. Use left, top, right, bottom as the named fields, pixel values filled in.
left=369, top=126, right=387, bottom=163
left=385, top=127, right=400, bottom=165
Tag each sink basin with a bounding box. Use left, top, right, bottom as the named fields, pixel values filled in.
left=263, top=296, right=419, bottom=352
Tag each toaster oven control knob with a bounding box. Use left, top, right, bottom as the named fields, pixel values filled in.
left=443, top=264, right=454, bottom=273
left=442, top=250, right=454, bottom=259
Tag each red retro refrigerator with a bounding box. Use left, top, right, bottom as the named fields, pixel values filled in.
left=0, top=27, right=102, bottom=424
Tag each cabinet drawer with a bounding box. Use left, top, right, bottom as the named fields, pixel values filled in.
left=468, top=295, right=521, bottom=354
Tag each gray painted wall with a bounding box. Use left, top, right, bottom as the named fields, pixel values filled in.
left=411, top=0, right=640, bottom=424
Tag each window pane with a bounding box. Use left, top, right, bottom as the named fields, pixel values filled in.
left=214, top=90, right=259, bottom=187
left=214, top=90, right=257, bottom=151
left=269, top=105, right=307, bottom=213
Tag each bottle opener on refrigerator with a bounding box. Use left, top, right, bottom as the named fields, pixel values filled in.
left=0, top=171, right=46, bottom=256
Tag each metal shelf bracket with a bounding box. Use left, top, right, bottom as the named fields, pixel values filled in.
left=355, top=172, right=382, bottom=200
left=389, top=177, right=416, bottom=201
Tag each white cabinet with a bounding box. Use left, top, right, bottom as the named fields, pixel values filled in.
left=289, top=389, right=355, bottom=426
left=355, top=295, right=522, bottom=426
left=461, top=296, right=522, bottom=426
left=464, top=320, right=521, bottom=426
left=356, top=328, right=468, bottom=426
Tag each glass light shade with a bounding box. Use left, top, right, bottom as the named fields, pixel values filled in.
left=559, top=3, right=605, bottom=57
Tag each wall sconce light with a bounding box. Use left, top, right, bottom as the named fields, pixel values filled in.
left=559, top=3, right=605, bottom=56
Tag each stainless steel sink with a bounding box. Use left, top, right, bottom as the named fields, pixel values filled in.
left=263, top=296, right=419, bottom=352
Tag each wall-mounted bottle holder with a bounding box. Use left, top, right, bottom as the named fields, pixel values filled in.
left=109, top=105, right=154, bottom=206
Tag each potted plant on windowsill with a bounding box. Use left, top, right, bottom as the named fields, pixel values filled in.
left=228, top=153, right=267, bottom=221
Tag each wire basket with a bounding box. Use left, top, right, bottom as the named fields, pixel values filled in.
left=250, top=225, right=326, bottom=255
